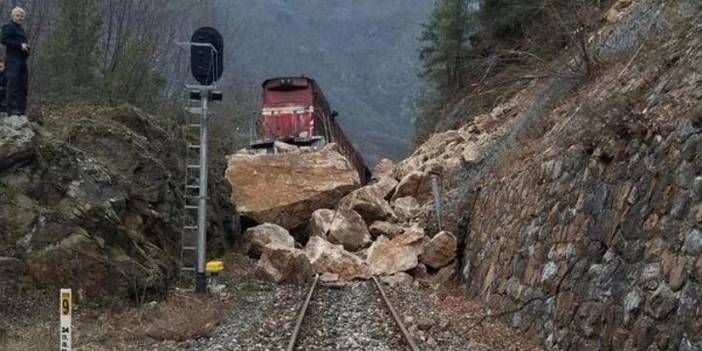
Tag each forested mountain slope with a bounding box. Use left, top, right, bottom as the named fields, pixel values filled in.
left=214, top=0, right=433, bottom=164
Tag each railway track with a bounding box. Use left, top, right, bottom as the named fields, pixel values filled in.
left=287, top=274, right=420, bottom=351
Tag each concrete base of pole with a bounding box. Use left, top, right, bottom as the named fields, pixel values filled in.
left=195, top=272, right=207, bottom=294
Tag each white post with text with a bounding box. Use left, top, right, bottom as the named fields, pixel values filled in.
left=60, top=289, right=71, bottom=351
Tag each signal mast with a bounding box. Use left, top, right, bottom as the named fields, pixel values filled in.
left=177, top=27, right=224, bottom=294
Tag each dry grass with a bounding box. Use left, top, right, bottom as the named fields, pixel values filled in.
left=112, top=292, right=228, bottom=343
left=68, top=289, right=234, bottom=350
left=3, top=253, right=252, bottom=350
left=2, top=323, right=57, bottom=351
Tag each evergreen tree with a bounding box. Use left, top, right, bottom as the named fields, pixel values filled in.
left=416, top=0, right=475, bottom=142
left=44, top=0, right=102, bottom=99
left=418, top=0, right=473, bottom=93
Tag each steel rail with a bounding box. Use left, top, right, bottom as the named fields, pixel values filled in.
left=286, top=275, right=419, bottom=351
left=371, top=276, right=420, bottom=351
left=286, top=274, right=319, bottom=351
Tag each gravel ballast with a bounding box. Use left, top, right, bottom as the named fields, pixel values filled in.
left=293, top=281, right=405, bottom=351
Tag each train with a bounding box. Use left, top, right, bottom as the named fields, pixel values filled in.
left=250, top=76, right=371, bottom=183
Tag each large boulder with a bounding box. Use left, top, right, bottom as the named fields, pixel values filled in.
left=304, top=236, right=370, bottom=281
left=255, top=243, right=312, bottom=285
left=225, top=144, right=360, bottom=230
left=419, top=231, right=457, bottom=269
left=369, top=221, right=405, bottom=239
left=242, top=223, right=295, bottom=258
left=366, top=227, right=425, bottom=275
left=392, top=196, right=421, bottom=223
left=307, top=209, right=371, bottom=251
left=338, top=185, right=396, bottom=224
left=392, top=170, right=432, bottom=202
left=371, top=175, right=399, bottom=199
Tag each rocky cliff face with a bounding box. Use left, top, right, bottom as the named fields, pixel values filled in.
left=406, top=0, right=702, bottom=350
left=0, top=106, right=234, bottom=302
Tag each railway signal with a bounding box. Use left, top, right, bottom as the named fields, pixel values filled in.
left=177, top=27, right=224, bottom=294
left=190, top=27, right=224, bottom=86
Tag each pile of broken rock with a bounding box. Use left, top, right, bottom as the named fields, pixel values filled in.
left=241, top=159, right=458, bottom=287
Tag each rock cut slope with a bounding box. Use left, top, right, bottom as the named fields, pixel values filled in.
left=0, top=106, right=233, bottom=303
left=399, top=0, right=702, bottom=350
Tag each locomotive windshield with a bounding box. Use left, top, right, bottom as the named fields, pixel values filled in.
left=263, top=78, right=313, bottom=106
left=265, top=78, right=309, bottom=91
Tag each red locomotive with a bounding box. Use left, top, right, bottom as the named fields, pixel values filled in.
left=251, top=76, right=371, bottom=183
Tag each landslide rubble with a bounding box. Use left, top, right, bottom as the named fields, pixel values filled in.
left=394, top=0, right=702, bottom=350
left=230, top=140, right=461, bottom=286
left=225, top=143, right=361, bottom=231
left=239, top=158, right=461, bottom=286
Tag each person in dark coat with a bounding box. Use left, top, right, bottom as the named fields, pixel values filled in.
left=1, top=7, right=29, bottom=116
left=0, top=61, right=8, bottom=114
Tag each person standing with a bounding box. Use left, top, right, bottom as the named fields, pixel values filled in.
left=0, top=60, right=8, bottom=115
left=1, top=7, right=29, bottom=116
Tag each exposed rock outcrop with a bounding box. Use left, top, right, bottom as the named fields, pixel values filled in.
left=0, top=106, right=226, bottom=301
left=0, top=115, right=35, bottom=169
left=225, top=144, right=360, bottom=230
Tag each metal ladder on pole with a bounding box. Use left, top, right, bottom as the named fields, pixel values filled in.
left=180, top=102, right=205, bottom=277
left=176, top=34, right=221, bottom=292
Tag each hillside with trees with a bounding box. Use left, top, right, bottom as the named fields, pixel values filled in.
left=416, top=0, right=606, bottom=142
left=207, top=0, right=433, bottom=164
